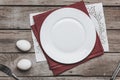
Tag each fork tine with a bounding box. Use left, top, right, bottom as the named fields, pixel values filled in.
left=0, top=64, right=19, bottom=80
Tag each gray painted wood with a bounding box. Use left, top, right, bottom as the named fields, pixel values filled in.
left=0, top=0, right=119, bottom=6
left=0, top=53, right=119, bottom=76
left=0, top=7, right=119, bottom=29
left=0, top=77, right=112, bottom=80
left=0, top=30, right=119, bottom=52
left=0, top=0, right=119, bottom=79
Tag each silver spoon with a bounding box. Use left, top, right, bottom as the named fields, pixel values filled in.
left=0, top=64, right=19, bottom=80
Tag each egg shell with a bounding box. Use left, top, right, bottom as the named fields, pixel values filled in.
left=16, top=40, right=31, bottom=52
left=17, top=59, right=32, bottom=70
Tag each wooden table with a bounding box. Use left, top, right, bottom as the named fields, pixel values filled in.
left=0, top=0, right=120, bottom=80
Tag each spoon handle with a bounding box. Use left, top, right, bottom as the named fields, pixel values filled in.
left=12, top=73, right=19, bottom=80
left=110, top=62, right=120, bottom=80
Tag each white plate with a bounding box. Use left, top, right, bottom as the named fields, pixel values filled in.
left=40, top=8, right=96, bottom=64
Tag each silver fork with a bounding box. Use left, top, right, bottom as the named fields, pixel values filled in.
left=0, top=64, right=19, bottom=80
left=110, top=62, right=120, bottom=80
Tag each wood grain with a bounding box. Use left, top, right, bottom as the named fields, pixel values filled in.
left=0, top=7, right=119, bottom=30
left=0, top=0, right=119, bottom=6
left=0, top=7, right=55, bottom=29
left=0, top=30, right=34, bottom=52
left=0, top=30, right=119, bottom=52
left=0, top=0, right=119, bottom=79
left=0, top=77, right=112, bottom=80
left=0, top=53, right=119, bottom=76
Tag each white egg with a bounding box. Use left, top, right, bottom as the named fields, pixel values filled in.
left=16, top=40, right=31, bottom=52
left=17, top=59, right=32, bottom=70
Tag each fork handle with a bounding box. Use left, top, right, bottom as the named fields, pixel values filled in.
left=12, top=73, right=19, bottom=80
left=110, top=62, right=120, bottom=80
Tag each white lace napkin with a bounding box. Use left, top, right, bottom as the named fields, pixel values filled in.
left=30, top=3, right=109, bottom=62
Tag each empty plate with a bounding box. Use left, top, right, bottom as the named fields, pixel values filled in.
left=40, top=8, right=96, bottom=64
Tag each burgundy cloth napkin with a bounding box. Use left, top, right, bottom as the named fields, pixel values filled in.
left=31, top=1, right=104, bottom=75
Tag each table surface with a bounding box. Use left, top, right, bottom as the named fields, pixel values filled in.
left=0, top=0, right=120, bottom=80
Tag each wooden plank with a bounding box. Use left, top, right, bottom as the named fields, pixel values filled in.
left=0, top=53, right=52, bottom=76
left=0, top=53, right=120, bottom=76
left=0, top=7, right=119, bottom=29
left=0, top=30, right=34, bottom=52
left=0, top=7, right=55, bottom=29
left=0, top=0, right=119, bottom=6
left=0, top=77, right=112, bottom=80
left=108, top=30, right=120, bottom=52
left=0, top=30, right=119, bottom=52
left=105, top=7, right=120, bottom=29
